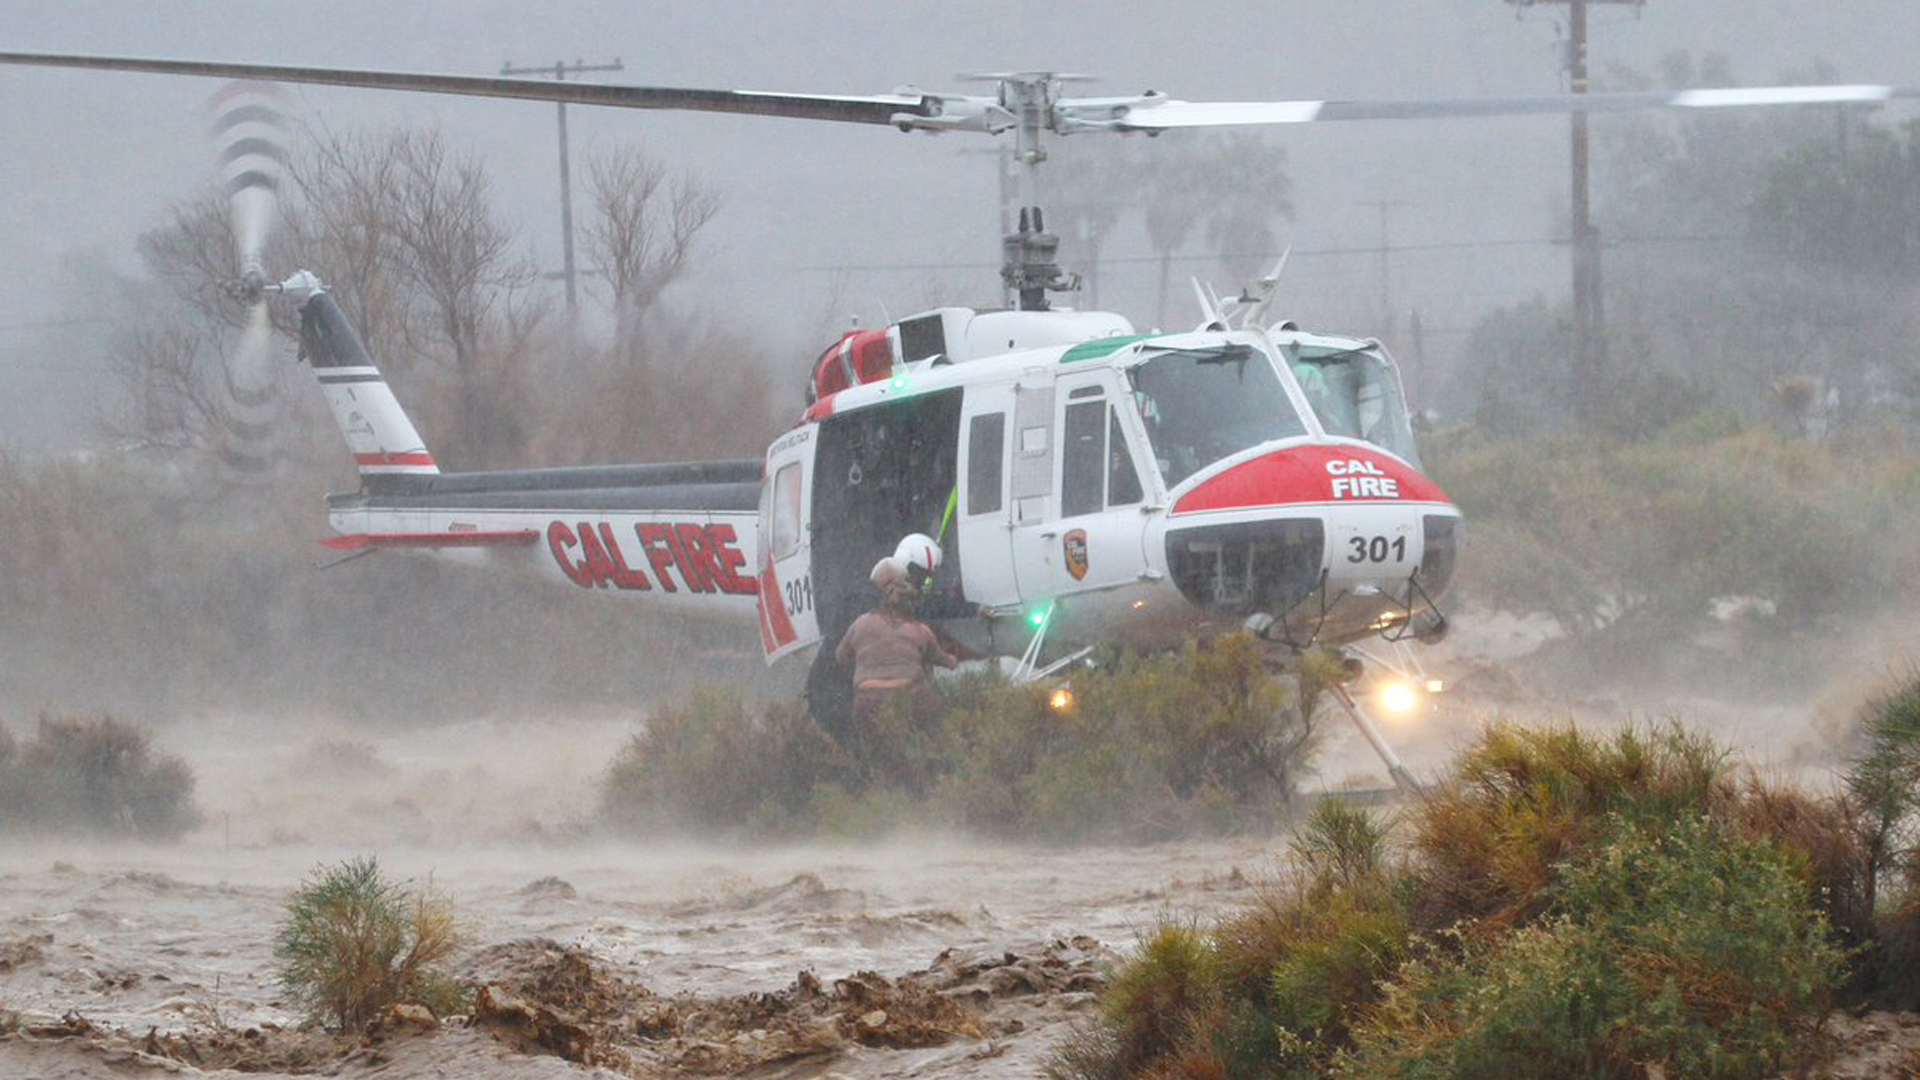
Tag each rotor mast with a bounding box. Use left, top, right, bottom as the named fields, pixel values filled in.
left=994, top=74, right=1078, bottom=311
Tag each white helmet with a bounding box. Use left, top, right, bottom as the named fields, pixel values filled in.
left=893, top=533, right=942, bottom=586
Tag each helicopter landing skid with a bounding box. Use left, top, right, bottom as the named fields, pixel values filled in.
left=1330, top=681, right=1423, bottom=798
left=1006, top=598, right=1095, bottom=683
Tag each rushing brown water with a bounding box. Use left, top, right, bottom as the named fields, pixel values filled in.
left=0, top=711, right=1288, bottom=1078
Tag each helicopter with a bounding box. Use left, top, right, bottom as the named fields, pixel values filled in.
left=3, top=51, right=1912, bottom=788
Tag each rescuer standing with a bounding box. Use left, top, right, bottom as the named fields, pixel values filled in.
left=836, top=555, right=958, bottom=726
left=831, top=555, right=958, bottom=786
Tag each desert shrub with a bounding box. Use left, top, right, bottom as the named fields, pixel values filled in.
left=0, top=714, right=198, bottom=840
left=1052, top=802, right=1413, bottom=1080
left=273, top=857, right=464, bottom=1032
left=1411, top=721, right=1734, bottom=931
left=932, top=638, right=1324, bottom=841
left=1095, top=923, right=1219, bottom=1077
left=596, top=688, right=847, bottom=837
left=1057, top=723, right=1856, bottom=1080
left=1340, top=816, right=1844, bottom=1080
left=1728, top=776, right=1872, bottom=948
left=598, top=635, right=1326, bottom=842
left=1881, top=881, right=1920, bottom=1008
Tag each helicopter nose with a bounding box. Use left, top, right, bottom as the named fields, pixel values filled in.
left=1170, top=444, right=1448, bottom=514
left=1159, top=444, right=1457, bottom=617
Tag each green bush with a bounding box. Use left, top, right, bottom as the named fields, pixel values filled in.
left=1049, top=801, right=1415, bottom=1080
left=1054, top=722, right=1859, bottom=1080
left=596, top=635, right=1328, bottom=843
left=1340, top=815, right=1844, bottom=1080
left=1096, top=923, right=1219, bottom=1077
left=0, top=714, right=198, bottom=840
left=1411, top=722, right=1734, bottom=931
left=273, top=857, right=465, bottom=1031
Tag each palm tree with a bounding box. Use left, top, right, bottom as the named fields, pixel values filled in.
left=1144, top=132, right=1294, bottom=326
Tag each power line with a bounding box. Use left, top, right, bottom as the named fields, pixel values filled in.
left=0, top=315, right=115, bottom=334
left=786, top=232, right=1736, bottom=274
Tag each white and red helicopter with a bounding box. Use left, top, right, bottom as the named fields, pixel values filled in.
left=4, top=52, right=1912, bottom=787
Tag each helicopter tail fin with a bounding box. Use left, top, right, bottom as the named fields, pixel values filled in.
left=296, top=287, right=439, bottom=480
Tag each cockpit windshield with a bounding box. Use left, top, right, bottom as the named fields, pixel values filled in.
left=1128, top=343, right=1308, bottom=487
left=1284, top=342, right=1422, bottom=466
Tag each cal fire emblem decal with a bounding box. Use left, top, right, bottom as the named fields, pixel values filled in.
left=1063, top=528, right=1089, bottom=580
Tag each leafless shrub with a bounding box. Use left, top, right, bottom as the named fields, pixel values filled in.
left=0, top=715, right=198, bottom=840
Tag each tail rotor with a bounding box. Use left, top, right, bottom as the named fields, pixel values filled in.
left=209, top=81, right=291, bottom=475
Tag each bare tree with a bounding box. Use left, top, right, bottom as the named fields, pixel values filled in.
left=582, top=145, right=719, bottom=365
left=100, top=321, right=217, bottom=452
left=284, top=127, right=555, bottom=465
left=381, top=131, right=546, bottom=462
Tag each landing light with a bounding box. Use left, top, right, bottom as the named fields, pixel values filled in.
left=1049, top=687, right=1076, bottom=713
left=1425, top=679, right=1445, bottom=694
left=1379, top=682, right=1420, bottom=715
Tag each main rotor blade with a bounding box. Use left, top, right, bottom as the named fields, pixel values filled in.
left=1101, top=84, right=1920, bottom=131
left=0, top=51, right=936, bottom=127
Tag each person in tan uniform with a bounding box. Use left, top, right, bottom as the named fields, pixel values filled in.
left=835, top=555, right=958, bottom=729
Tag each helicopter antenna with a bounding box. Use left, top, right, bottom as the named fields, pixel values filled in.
left=1234, top=248, right=1293, bottom=329
left=1191, top=277, right=1227, bottom=331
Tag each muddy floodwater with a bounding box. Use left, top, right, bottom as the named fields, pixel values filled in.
left=0, top=835, right=1290, bottom=1078
left=0, top=713, right=1288, bottom=1078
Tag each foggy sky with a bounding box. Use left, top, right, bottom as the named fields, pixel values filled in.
left=3, top=0, right=1917, bottom=455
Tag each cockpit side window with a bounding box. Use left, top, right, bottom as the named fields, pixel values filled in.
left=1062, top=399, right=1106, bottom=517
left=1107, top=407, right=1143, bottom=507
left=1287, top=343, right=1422, bottom=466
left=967, top=413, right=1005, bottom=516
left=1062, top=395, right=1149, bottom=516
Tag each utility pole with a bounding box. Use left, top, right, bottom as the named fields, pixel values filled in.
left=1506, top=0, right=1642, bottom=421
left=500, top=57, right=624, bottom=309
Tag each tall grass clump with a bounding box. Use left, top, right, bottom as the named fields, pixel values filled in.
left=0, top=714, right=198, bottom=839
left=274, top=857, right=464, bottom=1031
left=595, top=635, right=1330, bottom=842
left=1053, top=720, right=1861, bottom=1080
